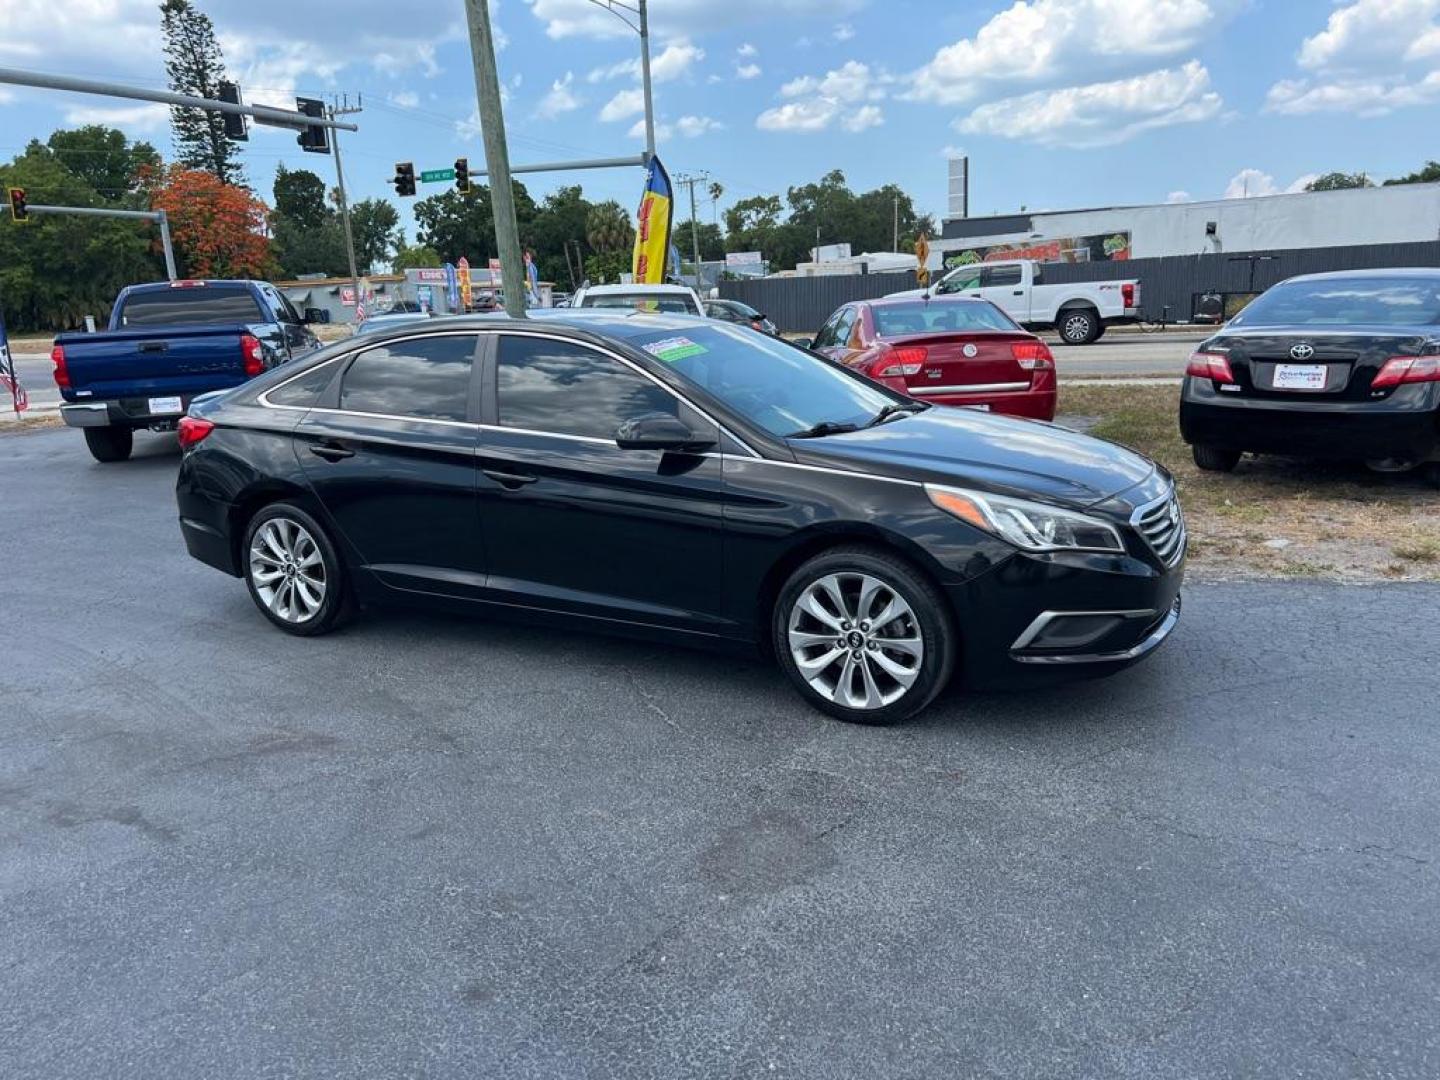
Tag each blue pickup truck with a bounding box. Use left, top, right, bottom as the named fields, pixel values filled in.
left=54, top=279, right=321, bottom=462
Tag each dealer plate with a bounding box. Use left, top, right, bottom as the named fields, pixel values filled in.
left=1273, top=364, right=1326, bottom=390
left=148, top=396, right=183, bottom=415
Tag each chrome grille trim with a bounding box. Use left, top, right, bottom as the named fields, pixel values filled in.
left=1130, top=490, right=1186, bottom=568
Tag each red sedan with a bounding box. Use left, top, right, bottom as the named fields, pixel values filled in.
left=809, top=296, right=1057, bottom=420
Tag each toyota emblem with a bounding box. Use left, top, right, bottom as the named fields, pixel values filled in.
left=962, top=343, right=979, bottom=358
left=1289, top=343, right=1316, bottom=360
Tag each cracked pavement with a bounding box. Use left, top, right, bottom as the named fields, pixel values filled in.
left=2, top=428, right=1438, bottom=1078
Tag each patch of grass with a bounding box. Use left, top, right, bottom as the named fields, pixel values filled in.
left=1055, top=382, right=1440, bottom=583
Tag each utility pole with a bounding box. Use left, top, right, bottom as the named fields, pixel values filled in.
left=328, top=95, right=363, bottom=327
left=892, top=195, right=899, bottom=251
left=637, top=0, right=656, bottom=160
left=676, top=172, right=709, bottom=293
left=463, top=0, right=526, bottom=319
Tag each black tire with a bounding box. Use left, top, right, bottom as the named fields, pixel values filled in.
left=1192, top=444, right=1242, bottom=472
left=242, top=502, right=352, bottom=636
left=83, top=426, right=133, bottom=463
left=773, top=545, right=955, bottom=725
left=1057, top=307, right=1101, bottom=345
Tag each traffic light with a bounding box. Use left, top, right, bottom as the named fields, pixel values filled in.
left=393, top=162, right=416, bottom=198
left=218, top=81, right=248, bottom=141
left=8, top=188, right=27, bottom=222
left=454, top=157, right=470, bottom=194
left=295, top=97, right=329, bottom=154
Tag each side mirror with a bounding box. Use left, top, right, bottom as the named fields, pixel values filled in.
left=792, top=337, right=815, bottom=350
left=615, top=413, right=715, bottom=452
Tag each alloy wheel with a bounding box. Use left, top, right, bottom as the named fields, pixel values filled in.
left=249, top=517, right=327, bottom=624
left=787, top=572, right=924, bottom=710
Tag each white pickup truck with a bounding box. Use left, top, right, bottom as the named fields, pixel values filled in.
left=888, top=259, right=1141, bottom=345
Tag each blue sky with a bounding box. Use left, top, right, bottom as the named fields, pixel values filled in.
left=1, top=0, right=1438, bottom=243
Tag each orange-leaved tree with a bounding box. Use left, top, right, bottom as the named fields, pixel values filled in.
left=148, top=166, right=272, bottom=278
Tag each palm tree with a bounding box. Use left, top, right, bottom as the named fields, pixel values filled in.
left=707, top=181, right=724, bottom=224
left=585, top=200, right=634, bottom=253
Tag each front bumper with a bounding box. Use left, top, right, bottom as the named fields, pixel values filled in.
left=1180, top=378, right=1440, bottom=462
left=947, top=546, right=1185, bottom=689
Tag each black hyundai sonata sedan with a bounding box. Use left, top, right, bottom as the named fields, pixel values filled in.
left=1181, top=269, right=1440, bottom=485
left=176, top=312, right=1185, bottom=723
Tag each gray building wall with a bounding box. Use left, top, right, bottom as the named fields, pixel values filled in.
left=718, top=240, right=1440, bottom=332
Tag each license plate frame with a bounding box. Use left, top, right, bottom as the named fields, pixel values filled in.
left=147, top=395, right=183, bottom=415
left=1273, top=364, right=1326, bottom=391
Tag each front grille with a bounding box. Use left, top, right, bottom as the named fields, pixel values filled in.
left=1133, top=492, right=1186, bottom=567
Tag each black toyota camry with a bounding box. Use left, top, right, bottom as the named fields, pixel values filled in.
left=175, top=312, right=1185, bottom=724
left=1180, top=269, right=1440, bottom=485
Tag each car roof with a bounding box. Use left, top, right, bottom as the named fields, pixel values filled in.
left=1278, top=267, right=1440, bottom=284
left=340, top=309, right=711, bottom=345
left=579, top=283, right=695, bottom=294
left=865, top=295, right=993, bottom=308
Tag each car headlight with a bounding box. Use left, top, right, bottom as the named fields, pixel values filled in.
left=925, top=483, right=1126, bottom=554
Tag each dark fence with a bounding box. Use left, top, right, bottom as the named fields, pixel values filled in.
left=719, top=241, right=1440, bottom=332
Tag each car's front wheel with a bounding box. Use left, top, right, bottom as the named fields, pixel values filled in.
left=774, top=546, right=955, bottom=724
left=243, top=503, right=350, bottom=636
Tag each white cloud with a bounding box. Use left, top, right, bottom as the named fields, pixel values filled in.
left=834, top=22, right=855, bottom=41
left=1166, top=190, right=1192, bottom=203
left=956, top=61, right=1222, bottom=148
left=535, top=71, right=583, bottom=119
left=757, top=60, right=888, bottom=133
left=599, top=87, right=645, bottom=122
left=587, top=39, right=702, bottom=84
left=455, top=107, right=483, bottom=140
left=62, top=103, right=169, bottom=132
left=736, top=63, right=762, bottom=80
left=737, top=42, right=758, bottom=58
left=1265, top=0, right=1440, bottom=116
left=525, top=0, right=863, bottom=39
left=387, top=90, right=420, bottom=108
left=939, top=144, right=966, bottom=158
left=908, top=0, right=1235, bottom=105
left=627, top=117, right=672, bottom=141
left=842, top=104, right=884, bottom=132
left=1222, top=168, right=1319, bottom=199
left=676, top=114, right=724, bottom=137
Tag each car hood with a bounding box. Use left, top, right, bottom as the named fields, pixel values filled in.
left=788, top=406, right=1159, bottom=511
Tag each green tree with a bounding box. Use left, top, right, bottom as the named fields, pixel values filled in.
left=1383, top=161, right=1440, bottom=186
left=585, top=199, right=635, bottom=254
left=46, top=126, right=159, bottom=201
left=272, top=164, right=328, bottom=230
left=0, top=141, right=162, bottom=330
left=270, top=215, right=347, bottom=278
left=350, top=198, right=401, bottom=273
left=584, top=250, right=631, bottom=284
left=392, top=241, right=441, bottom=272
left=160, top=0, right=241, bottom=184
left=525, top=184, right=593, bottom=288
left=414, top=180, right=536, bottom=263
left=673, top=219, right=725, bottom=262
left=1305, top=171, right=1373, bottom=192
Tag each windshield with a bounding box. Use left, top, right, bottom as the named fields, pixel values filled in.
left=583, top=293, right=697, bottom=314
left=119, top=286, right=264, bottom=327
left=628, top=323, right=898, bottom=438
left=1231, top=277, right=1440, bottom=328
left=874, top=301, right=1019, bottom=336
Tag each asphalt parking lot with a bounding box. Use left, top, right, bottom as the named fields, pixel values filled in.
left=3, top=428, right=1438, bottom=1078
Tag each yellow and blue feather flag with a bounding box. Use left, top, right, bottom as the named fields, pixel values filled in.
left=632, top=156, right=674, bottom=284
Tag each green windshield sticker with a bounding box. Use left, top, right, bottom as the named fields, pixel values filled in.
left=643, top=336, right=707, bottom=362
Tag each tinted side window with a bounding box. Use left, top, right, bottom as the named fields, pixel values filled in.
left=119, top=287, right=265, bottom=327
left=833, top=307, right=858, bottom=346
left=497, top=336, right=677, bottom=439
left=267, top=360, right=338, bottom=407
left=982, top=265, right=1022, bottom=287
left=812, top=311, right=843, bottom=348
left=338, top=335, right=476, bottom=421
left=940, top=268, right=981, bottom=293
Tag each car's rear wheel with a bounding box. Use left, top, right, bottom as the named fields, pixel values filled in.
left=1058, top=308, right=1100, bottom=345
left=773, top=546, right=955, bottom=724
left=83, top=426, right=133, bottom=463
left=243, top=503, right=350, bottom=636
left=1192, top=444, right=1242, bottom=472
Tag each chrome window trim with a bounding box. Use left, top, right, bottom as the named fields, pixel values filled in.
left=732, top=458, right=923, bottom=488
left=910, top=381, right=1030, bottom=395
left=255, top=353, right=348, bottom=410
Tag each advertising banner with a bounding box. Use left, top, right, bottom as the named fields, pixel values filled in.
left=943, top=231, right=1132, bottom=269
left=632, top=156, right=674, bottom=284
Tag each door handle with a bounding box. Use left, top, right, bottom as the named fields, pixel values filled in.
left=1012, top=290, right=1024, bottom=296
left=482, top=468, right=538, bottom=490
left=309, top=441, right=355, bottom=462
